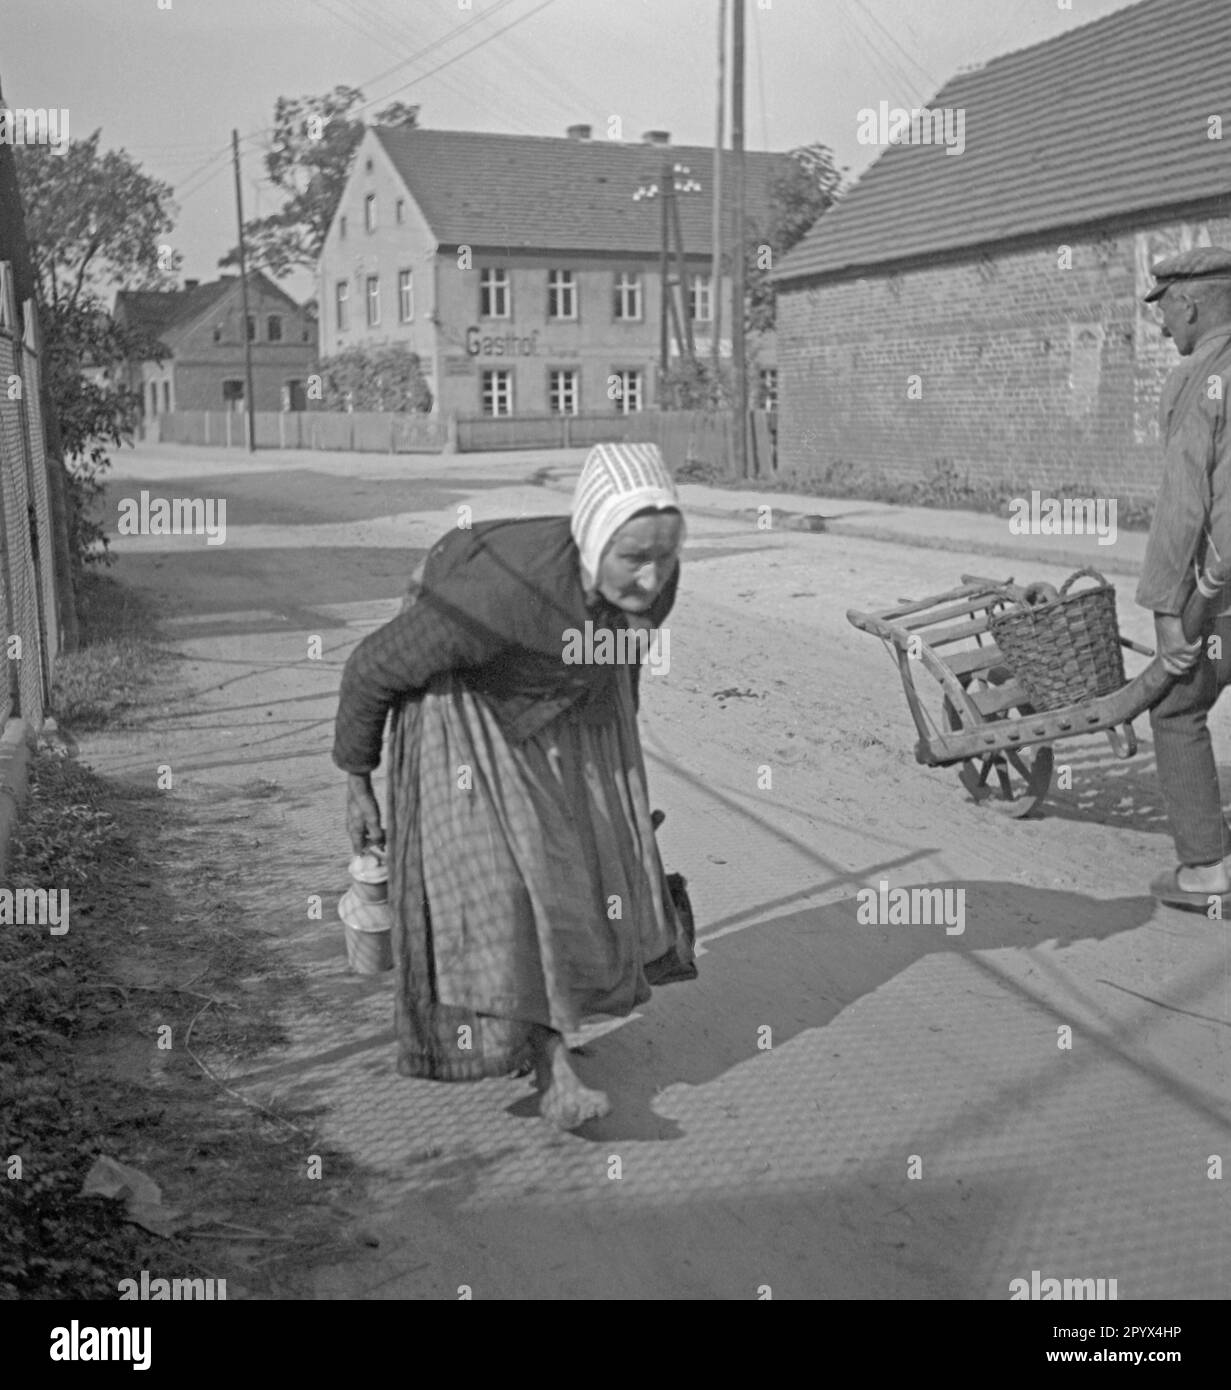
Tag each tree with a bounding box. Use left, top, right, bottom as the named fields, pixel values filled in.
left=17, top=130, right=177, bottom=310
left=745, top=142, right=843, bottom=334
left=15, top=134, right=177, bottom=577
left=220, top=87, right=419, bottom=279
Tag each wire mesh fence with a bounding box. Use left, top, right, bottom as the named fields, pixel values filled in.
left=0, top=261, right=59, bottom=733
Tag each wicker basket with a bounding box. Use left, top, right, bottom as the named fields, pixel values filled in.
left=989, top=567, right=1126, bottom=711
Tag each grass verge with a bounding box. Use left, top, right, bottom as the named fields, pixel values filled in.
left=1, top=578, right=365, bottom=1301
left=676, top=455, right=1155, bottom=531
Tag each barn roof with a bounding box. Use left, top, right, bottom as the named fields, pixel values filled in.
left=777, top=0, right=1231, bottom=284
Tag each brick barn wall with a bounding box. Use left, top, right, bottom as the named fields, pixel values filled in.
left=776, top=211, right=1231, bottom=506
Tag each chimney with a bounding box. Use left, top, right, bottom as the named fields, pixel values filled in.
left=183, top=279, right=199, bottom=291
left=566, top=123, right=592, bottom=140
left=642, top=130, right=670, bottom=145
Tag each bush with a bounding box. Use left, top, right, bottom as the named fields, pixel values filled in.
left=318, top=341, right=433, bottom=412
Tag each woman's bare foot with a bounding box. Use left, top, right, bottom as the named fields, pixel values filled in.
left=532, top=1027, right=610, bottom=1130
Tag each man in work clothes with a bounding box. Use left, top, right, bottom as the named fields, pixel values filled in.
left=1137, top=247, right=1231, bottom=908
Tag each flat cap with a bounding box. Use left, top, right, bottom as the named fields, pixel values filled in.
left=1144, top=246, right=1231, bottom=302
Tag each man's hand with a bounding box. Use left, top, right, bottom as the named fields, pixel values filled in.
left=1155, top=613, right=1203, bottom=676
left=346, top=773, right=385, bottom=856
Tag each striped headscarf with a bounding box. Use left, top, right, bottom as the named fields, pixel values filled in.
left=570, top=442, right=682, bottom=589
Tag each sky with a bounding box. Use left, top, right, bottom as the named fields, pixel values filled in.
left=3, top=0, right=1142, bottom=304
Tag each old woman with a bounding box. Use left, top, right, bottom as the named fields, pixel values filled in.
left=333, top=443, right=694, bottom=1130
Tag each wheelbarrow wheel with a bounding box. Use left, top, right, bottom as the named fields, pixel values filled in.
left=942, top=692, right=1054, bottom=818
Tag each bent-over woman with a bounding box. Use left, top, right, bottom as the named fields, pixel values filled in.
left=333, top=443, right=695, bottom=1130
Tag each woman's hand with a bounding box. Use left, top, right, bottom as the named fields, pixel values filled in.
left=346, top=773, right=385, bottom=855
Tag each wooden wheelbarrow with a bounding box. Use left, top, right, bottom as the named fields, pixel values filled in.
left=846, top=561, right=1231, bottom=817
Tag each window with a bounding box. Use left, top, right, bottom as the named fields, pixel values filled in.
left=246, top=315, right=256, bottom=342
left=689, top=273, right=713, bottom=322
left=611, top=368, right=643, bottom=414
left=149, top=382, right=158, bottom=416
left=366, top=275, right=380, bottom=327
left=479, top=267, right=510, bottom=318
left=548, top=368, right=579, bottom=415
left=481, top=369, right=513, bottom=417
left=267, top=314, right=283, bottom=342
left=364, top=193, right=376, bottom=233
left=222, top=379, right=245, bottom=412
left=396, top=198, right=405, bottom=224
left=339, top=215, right=347, bottom=239
left=759, top=367, right=778, bottom=411
left=162, top=381, right=171, bottom=412
left=547, top=269, right=577, bottom=320
left=613, top=272, right=642, bottom=321
left=212, top=325, right=222, bottom=343
left=336, top=281, right=349, bottom=332
left=614, top=369, right=650, bottom=411
left=398, top=270, right=414, bottom=323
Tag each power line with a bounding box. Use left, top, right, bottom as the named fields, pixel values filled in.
left=357, top=0, right=561, bottom=114
left=854, top=1, right=941, bottom=96
left=308, top=0, right=522, bottom=97
left=161, top=0, right=563, bottom=265
left=837, top=0, right=927, bottom=108
left=166, top=0, right=510, bottom=204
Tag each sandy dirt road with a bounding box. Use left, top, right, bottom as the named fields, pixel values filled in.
left=82, top=441, right=1231, bottom=1300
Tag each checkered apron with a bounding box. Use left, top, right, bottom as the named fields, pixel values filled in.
left=385, top=660, right=691, bottom=1082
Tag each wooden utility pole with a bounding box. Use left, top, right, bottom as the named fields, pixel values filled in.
left=711, top=0, right=727, bottom=381
left=231, top=130, right=257, bottom=453
left=730, top=0, right=749, bottom=478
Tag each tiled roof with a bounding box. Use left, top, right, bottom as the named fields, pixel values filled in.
left=113, top=273, right=303, bottom=345
left=113, top=280, right=235, bottom=342
left=777, top=0, right=1231, bottom=283
left=372, top=127, right=793, bottom=255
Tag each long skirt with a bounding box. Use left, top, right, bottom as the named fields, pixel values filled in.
left=385, top=668, right=695, bottom=1081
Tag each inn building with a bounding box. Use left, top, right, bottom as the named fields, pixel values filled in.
left=317, top=125, right=790, bottom=418
left=774, top=0, right=1231, bottom=505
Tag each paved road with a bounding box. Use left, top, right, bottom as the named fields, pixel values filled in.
left=82, top=440, right=1231, bottom=1300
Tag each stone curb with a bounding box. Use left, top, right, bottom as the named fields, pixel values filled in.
left=531, top=471, right=1145, bottom=580
left=0, top=718, right=34, bottom=883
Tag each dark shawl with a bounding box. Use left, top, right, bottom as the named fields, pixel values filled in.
left=333, top=514, right=679, bottom=773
